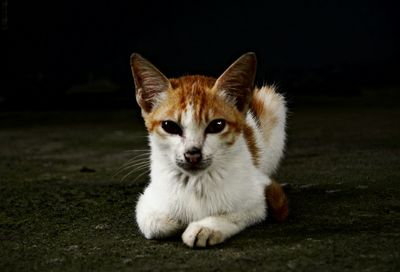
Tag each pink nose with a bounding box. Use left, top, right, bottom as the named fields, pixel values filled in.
left=184, top=148, right=202, bottom=164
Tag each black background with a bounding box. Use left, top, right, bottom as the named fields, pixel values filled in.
left=2, top=0, right=399, bottom=110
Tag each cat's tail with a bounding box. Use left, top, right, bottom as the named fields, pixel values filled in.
left=265, top=180, right=289, bottom=222
left=251, top=85, right=286, bottom=176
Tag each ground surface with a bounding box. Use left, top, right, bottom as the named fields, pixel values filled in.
left=1, top=104, right=400, bottom=271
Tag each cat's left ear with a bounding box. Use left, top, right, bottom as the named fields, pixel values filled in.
left=130, top=53, right=171, bottom=114
left=213, top=52, right=257, bottom=113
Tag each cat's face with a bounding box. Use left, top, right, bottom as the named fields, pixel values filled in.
left=143, top=76, right=245, bottom=174
left=130, top=53, right=257, bottom=175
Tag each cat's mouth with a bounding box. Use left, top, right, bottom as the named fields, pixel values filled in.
left=176, top=159, right=212, bottom=173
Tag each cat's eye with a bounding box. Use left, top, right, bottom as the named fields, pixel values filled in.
left=161, top=120, right=182, bottom=136
left=205, top=119, right=226, bottom=134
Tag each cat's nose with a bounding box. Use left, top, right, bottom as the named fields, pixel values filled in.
left=184, top=148, right=202, bottom=165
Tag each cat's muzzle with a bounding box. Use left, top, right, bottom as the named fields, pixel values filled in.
left=176, top=149, right=211, bottom=172
left=176, top=160, right=212, bottom=172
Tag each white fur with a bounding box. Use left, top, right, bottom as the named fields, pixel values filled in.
left=135, top=85, right=286, bottom=247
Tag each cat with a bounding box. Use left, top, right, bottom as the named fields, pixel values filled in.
left=130, top=52, right=288, bottom=248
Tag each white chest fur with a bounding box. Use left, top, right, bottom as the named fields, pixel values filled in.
left=148, top=136, right=268, bottom=222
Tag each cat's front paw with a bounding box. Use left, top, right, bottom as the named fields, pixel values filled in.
left=136, top=193, right=183, bottom=239
left=182, top=223, right=224, bottom=248
left=139, top=216, right=181, bottom=240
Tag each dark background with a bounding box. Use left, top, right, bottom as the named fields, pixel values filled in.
left=2, top=0, right=399, bottom=110
left=1, top=2, right=400, bottom=269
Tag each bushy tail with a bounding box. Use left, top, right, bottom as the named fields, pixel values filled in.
left=265, top=180, right=289, bottom=222
left=251, top=86, right=286, bottom=176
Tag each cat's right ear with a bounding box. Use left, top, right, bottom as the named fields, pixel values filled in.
left=130, top=53, right=171, bottom=114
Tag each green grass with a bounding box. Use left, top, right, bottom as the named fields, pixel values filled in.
left=1, top=106, right=400, bottom=271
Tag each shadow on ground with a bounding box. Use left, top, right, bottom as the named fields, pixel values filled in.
left=1, top=103, right=400, bottom=271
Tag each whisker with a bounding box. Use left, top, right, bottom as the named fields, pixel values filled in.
left=124, top=155, right=150, bottom=164
left=120, top=169, right=136, bottom=182
left=121, top=158, right=149, bottom=168
left=132, top=169, right=150, bottom=182
left=123, top=149, right=150, bottom=153
left=113, top=161, right=150, bottom=177
left=124, top=162, right=150, bottom=171
left=121, top=168, right=149, bottom=182
left=115, top=161, right=147, bottom=173
left=117, top=154, right=150, bottom=169
left=113, top=147, right=151, bottom=182
left=131, top=166, right=150, bottom=174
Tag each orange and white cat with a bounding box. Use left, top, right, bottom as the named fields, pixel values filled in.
left=130, top=52, right=288, bottom=247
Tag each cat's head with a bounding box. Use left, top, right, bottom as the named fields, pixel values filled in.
left=130, top=53, right=256, bottom=175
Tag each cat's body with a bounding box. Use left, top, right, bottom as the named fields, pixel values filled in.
left=131, top=53, right=288, bottom=247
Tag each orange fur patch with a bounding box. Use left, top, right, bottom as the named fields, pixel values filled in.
left=144, top=75, right=246, bottom=139
left=250, top=87, right=279, bottom=144
left=250, top=89, right=266, bottom=124
left=242, top=124, right=260, bottom=167
left=265, top=180, right=289, bottom=222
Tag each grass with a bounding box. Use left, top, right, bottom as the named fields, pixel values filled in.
left=1, top=105, right=400, bottom=271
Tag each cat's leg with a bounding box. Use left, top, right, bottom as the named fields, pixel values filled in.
left=182, top=208, right=266, bottom=247
left=136, top=193, right=182, bottom=239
